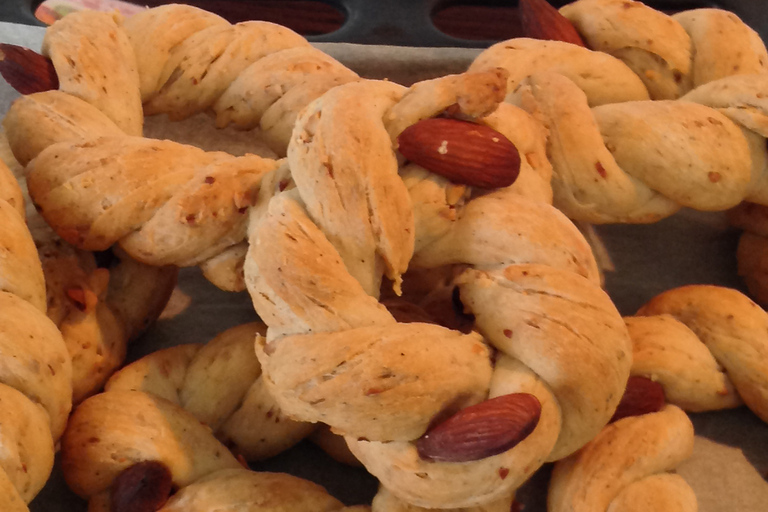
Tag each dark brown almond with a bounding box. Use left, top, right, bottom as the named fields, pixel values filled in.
left=416, top=393, right=541, bottom=462
left=610, top=375, right=666, bottom=422
left=397, top=118, right=520, bottom=189
left=111, top=460, right=173, bottom=512
left=519, top=0, right=587, bottom=47
left=0, top=43, right=58, bottom=94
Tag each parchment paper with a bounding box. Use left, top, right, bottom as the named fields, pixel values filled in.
left=1, top=20, right=766, bottom=512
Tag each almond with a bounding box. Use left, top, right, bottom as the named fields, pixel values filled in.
left=610, top=375, right=666, bottom=422
left=416, top=393, right=541, bottom=462
left=111, top=460, right=173, bottom=512
left=0, top=43, right=58, bottom=94
left=519, top=0, right=587, bottom=47
left=397, top=118, right=520, bottom=189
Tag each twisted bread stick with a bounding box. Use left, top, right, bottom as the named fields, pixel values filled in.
left=550, top=282, right=768, bottom=511
left=631, top=285, right=768, bottom=423
left=62, top=389, right=365, bottom=511
left=548, top=405, right=696, bottom=512
left=104, top=322, right=313, bottom=460
left=3, top=6, right=358, bottom=291
left=1, top=135, right=177, bottom=402
left=470, top=1, right=768, bottom=224
left=247, top=70, right=631, bottom=507
left=0, top=159, right=72, bottom=511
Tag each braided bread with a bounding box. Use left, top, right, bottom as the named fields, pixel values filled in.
left=1, top=134, right=177, bottom=402
left=550, top=282, right=768, bottom=511
left=61, top=387, right=366, bottom=512
left=629, top=285, right=768, bottom=423
left=470, top=0, right=768, bottom=224
left=548, top=405, right=696, bottom=512
left=103, top=322, right=313, bottom=460
left=0, top=158, right=72, bottom=511
left=2, top=6, right=631, bottom=507
left=2, top=6, right=360, bottom=292
left=244, top=64, right=632, bottom=507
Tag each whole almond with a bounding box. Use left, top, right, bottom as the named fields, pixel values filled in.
left=397, top=118, right=521, bottom=189
left=610, top=375, right=666, bottom=422
left=0, top=43, right=58, bottom=94
left=416, top=393, right=541, bottom=462
left=111, top=460, right=173, bottom=512
left=519, top=0, right=587, bottom=47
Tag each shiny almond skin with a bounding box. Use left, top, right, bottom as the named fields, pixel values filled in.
left=611, top=375, right=666, bottom=422
left=111, top=461, right=173, bottom=512
left=417, top=393, right=541, bottom=462
left=520, top=0, right=587, bottom=47
left=397, top=118, right=521, bottom=189
left=0, top=43, right=58, bottom=94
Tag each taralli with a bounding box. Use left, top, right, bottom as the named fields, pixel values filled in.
left=548, top=281, right=768, bottom=511
left=5, top=1, right=768, bottom=510
left=1, top=6, right=358, bottom=291
left=630, top=285, right=768, bottom=423
left=548, top=405, right=696, bottom=512
left=548, top=282, right=768, bottom=511
left=0, top=158, right=72, bottom=511
left=103, top=322, right=313, bottom=460
left=1, top=6, right=631, bottom=509
left=0, top=135, right=177, bottom=402
left=246, top=65, right=632, bottom=506
left=470, top=0, right=768, bottom=224
left=61, top=388, right=368, bottom=512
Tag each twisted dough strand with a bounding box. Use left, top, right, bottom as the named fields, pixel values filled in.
left=1, top=136, right=177, bottom=402
left=60, top=325, right=365, bottom=510
left=62, top=389, right=366, bottom=511
left=631, top=285, right=768, bottom=423
left=470, top=1, right=768, bottom=224
left=104, top=322, right=313, bottom=460
left=548, top=405, right=696, bottom=512
left=4, top=5, right=360, bottom=291
left=247, top=71, right=631, bottom=507
left=0, top=160, right=72, bottom=511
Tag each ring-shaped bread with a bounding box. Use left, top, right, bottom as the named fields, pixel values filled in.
left=245, top=70, right=632, bottom=507
left=2, top=5, right=358, bottom=291
left=470, top=0, right=768, bottom=224
left=0, top=159, right=72, bottom=511
left=1, top=138, right=177, bottom=402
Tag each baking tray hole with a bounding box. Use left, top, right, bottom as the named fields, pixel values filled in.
left=30, top=0, right=346, bottom=35
left=430, top=0, right=722, bottom=42
left=432, top=2, right=523, bottom=41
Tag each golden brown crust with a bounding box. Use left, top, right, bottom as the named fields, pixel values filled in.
left=636, top=285, right=768, bottom=423
left=473, top=1, right=768, bottom=225
left=548, top=406, right=695, bottom=512
left=0, top=159, right=72, bottom=508
left=246, top=73, right=631, bottom=508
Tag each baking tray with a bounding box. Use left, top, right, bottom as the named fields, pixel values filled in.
left=0, top=1, right=767, bottom=510
left=1, top=0, right=767, bottom=45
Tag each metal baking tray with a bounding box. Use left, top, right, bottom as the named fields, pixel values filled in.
left=1, top=1, right=766, bottom=45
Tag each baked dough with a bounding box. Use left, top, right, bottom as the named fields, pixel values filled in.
left=549, top=405, right=696, bottom=512
left=247, top=72, right=631, bottom=507
left=104, top=322, right=314, bottom=460
left=1, top=134, right=177, bottom=402
left=634, top=285, right=768, bottom=423
left=0, top=159, right=72, bottom=511
left=471, top=1, right=768, bottom=224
